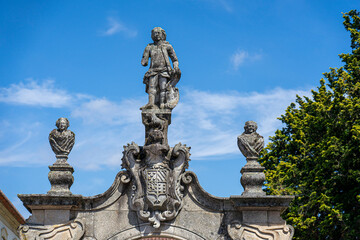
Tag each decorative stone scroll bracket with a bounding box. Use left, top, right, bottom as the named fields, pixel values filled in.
left=18, top=219, right=85, bottom=240
left=122, top=141, right=191, bottom=228
left=228, top=221, right=294, bottom=240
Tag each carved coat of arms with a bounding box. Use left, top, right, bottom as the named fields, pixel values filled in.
left=122, top=132, right=190, bottom=228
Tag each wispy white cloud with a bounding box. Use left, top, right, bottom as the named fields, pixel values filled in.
left=0, top=80, right=72, bottom=107
left=170, top=88, right=310, bottom=159
left=219, top=0, right=233, bottom=12
left=0, top=80, right=311, bottom=169
left=200, top=0, right=234, bottom=12
left=230, top=49, right=262, bottom=70
left=102, top=17, right=137, bottom=38
left=72, top=98, right=142, bottom=126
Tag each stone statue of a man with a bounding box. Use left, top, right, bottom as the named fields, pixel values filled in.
left=237, top=121, right=264, bottom=159
left=49, top=117, right=75, bottom=157
left=141, top=27, right=181, bottom=110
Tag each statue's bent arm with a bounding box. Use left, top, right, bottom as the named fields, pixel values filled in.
left=167, top=44, right=179, bottom=69
left=141, top=45, right=151, bottom=66
left=254, top=137, right=264, bottom=153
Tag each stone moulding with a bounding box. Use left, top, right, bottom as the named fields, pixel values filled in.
left=18, top=219, right=85, bottom=240
left=106, top=223, right=206, bottom=240
left=18, top=171, right=131, bottom=213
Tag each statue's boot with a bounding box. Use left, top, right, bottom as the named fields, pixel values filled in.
left=141, top=94, right=158, bottom=110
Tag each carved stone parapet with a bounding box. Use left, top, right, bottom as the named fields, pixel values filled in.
left=19, top=219, right=85, bottom=240
left=229, top=195, right=294, bottom=211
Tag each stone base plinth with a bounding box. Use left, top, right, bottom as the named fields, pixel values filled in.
left=48, top=162, right=74, bottom=195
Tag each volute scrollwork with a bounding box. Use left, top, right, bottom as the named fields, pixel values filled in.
left=228, top=221, right=294, bottom=240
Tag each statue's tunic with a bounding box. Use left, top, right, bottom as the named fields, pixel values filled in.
left=142, top=42, right=178, bottom=91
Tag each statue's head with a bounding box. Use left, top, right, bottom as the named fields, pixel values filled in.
left=56, top=117, right=69, bottom=131
left=244, top=121, right=257, bottom=134
left=151, top=27, right=166, bottom=42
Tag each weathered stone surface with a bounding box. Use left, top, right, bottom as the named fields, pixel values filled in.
left=19, top=170, right=294, bottom=240
left=18, top=219, right=84, bottom=240
left=227, top=222, right=294, bottom=240
left=18, top=28, right=294, bottom=240
left=141, top=27, right=181, bottom=110
left=238, top=121, right=266, bottom=197
left=237, top=121, right=264, bottom=159
left=47, top=117, right=76, bottom=195
left=121, top=140, right=191, bottom=228
left=49, top=117, right=75, bottom=160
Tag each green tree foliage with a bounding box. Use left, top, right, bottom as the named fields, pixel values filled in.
left=259, top=10, right=360, bottom=240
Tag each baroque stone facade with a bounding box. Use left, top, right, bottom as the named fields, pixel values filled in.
left=18, top=27, right=294, bottom=240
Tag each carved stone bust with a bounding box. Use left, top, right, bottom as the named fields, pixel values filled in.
left=237, top=121, right=264, bottom=159
left=49, top=117, right=75, bottom=158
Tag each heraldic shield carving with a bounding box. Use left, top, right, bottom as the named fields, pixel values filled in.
left=122, top=139, right=190, bottom=228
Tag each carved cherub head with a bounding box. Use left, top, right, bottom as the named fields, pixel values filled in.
left=151, top=27, right=166, bottom=42
left=244, top=121, right=257, bottom=134
left=56, top=117, right=69, bottom=131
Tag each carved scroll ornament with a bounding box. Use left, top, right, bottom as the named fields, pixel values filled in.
left=19, top=219, right=84, bottom=240
left=228, top=221, right=294, bottom=240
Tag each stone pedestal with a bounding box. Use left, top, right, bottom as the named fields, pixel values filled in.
left=142, top=109, right=172, bottom=146
left=48, top=162, right=74, bottom=195
left=240, top=157, right=266, bottom=196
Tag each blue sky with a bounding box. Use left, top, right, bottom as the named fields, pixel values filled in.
left=1, top=0, right=359, bottom=218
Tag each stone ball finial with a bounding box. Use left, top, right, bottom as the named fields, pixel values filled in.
left=49, top=117, right=75, bottom=159
left=237, top=121, right=264, bottom=159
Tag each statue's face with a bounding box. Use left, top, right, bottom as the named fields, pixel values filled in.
left=58, top=119, right=68, bottom=131
left=245, top=122, right=257, bottom=133
left=152, top=29, right=162, bottom=42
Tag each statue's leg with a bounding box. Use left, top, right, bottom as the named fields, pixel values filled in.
left=142, top=76, right=158, bottom=109
left=159, top=77, right=167, bottom=109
